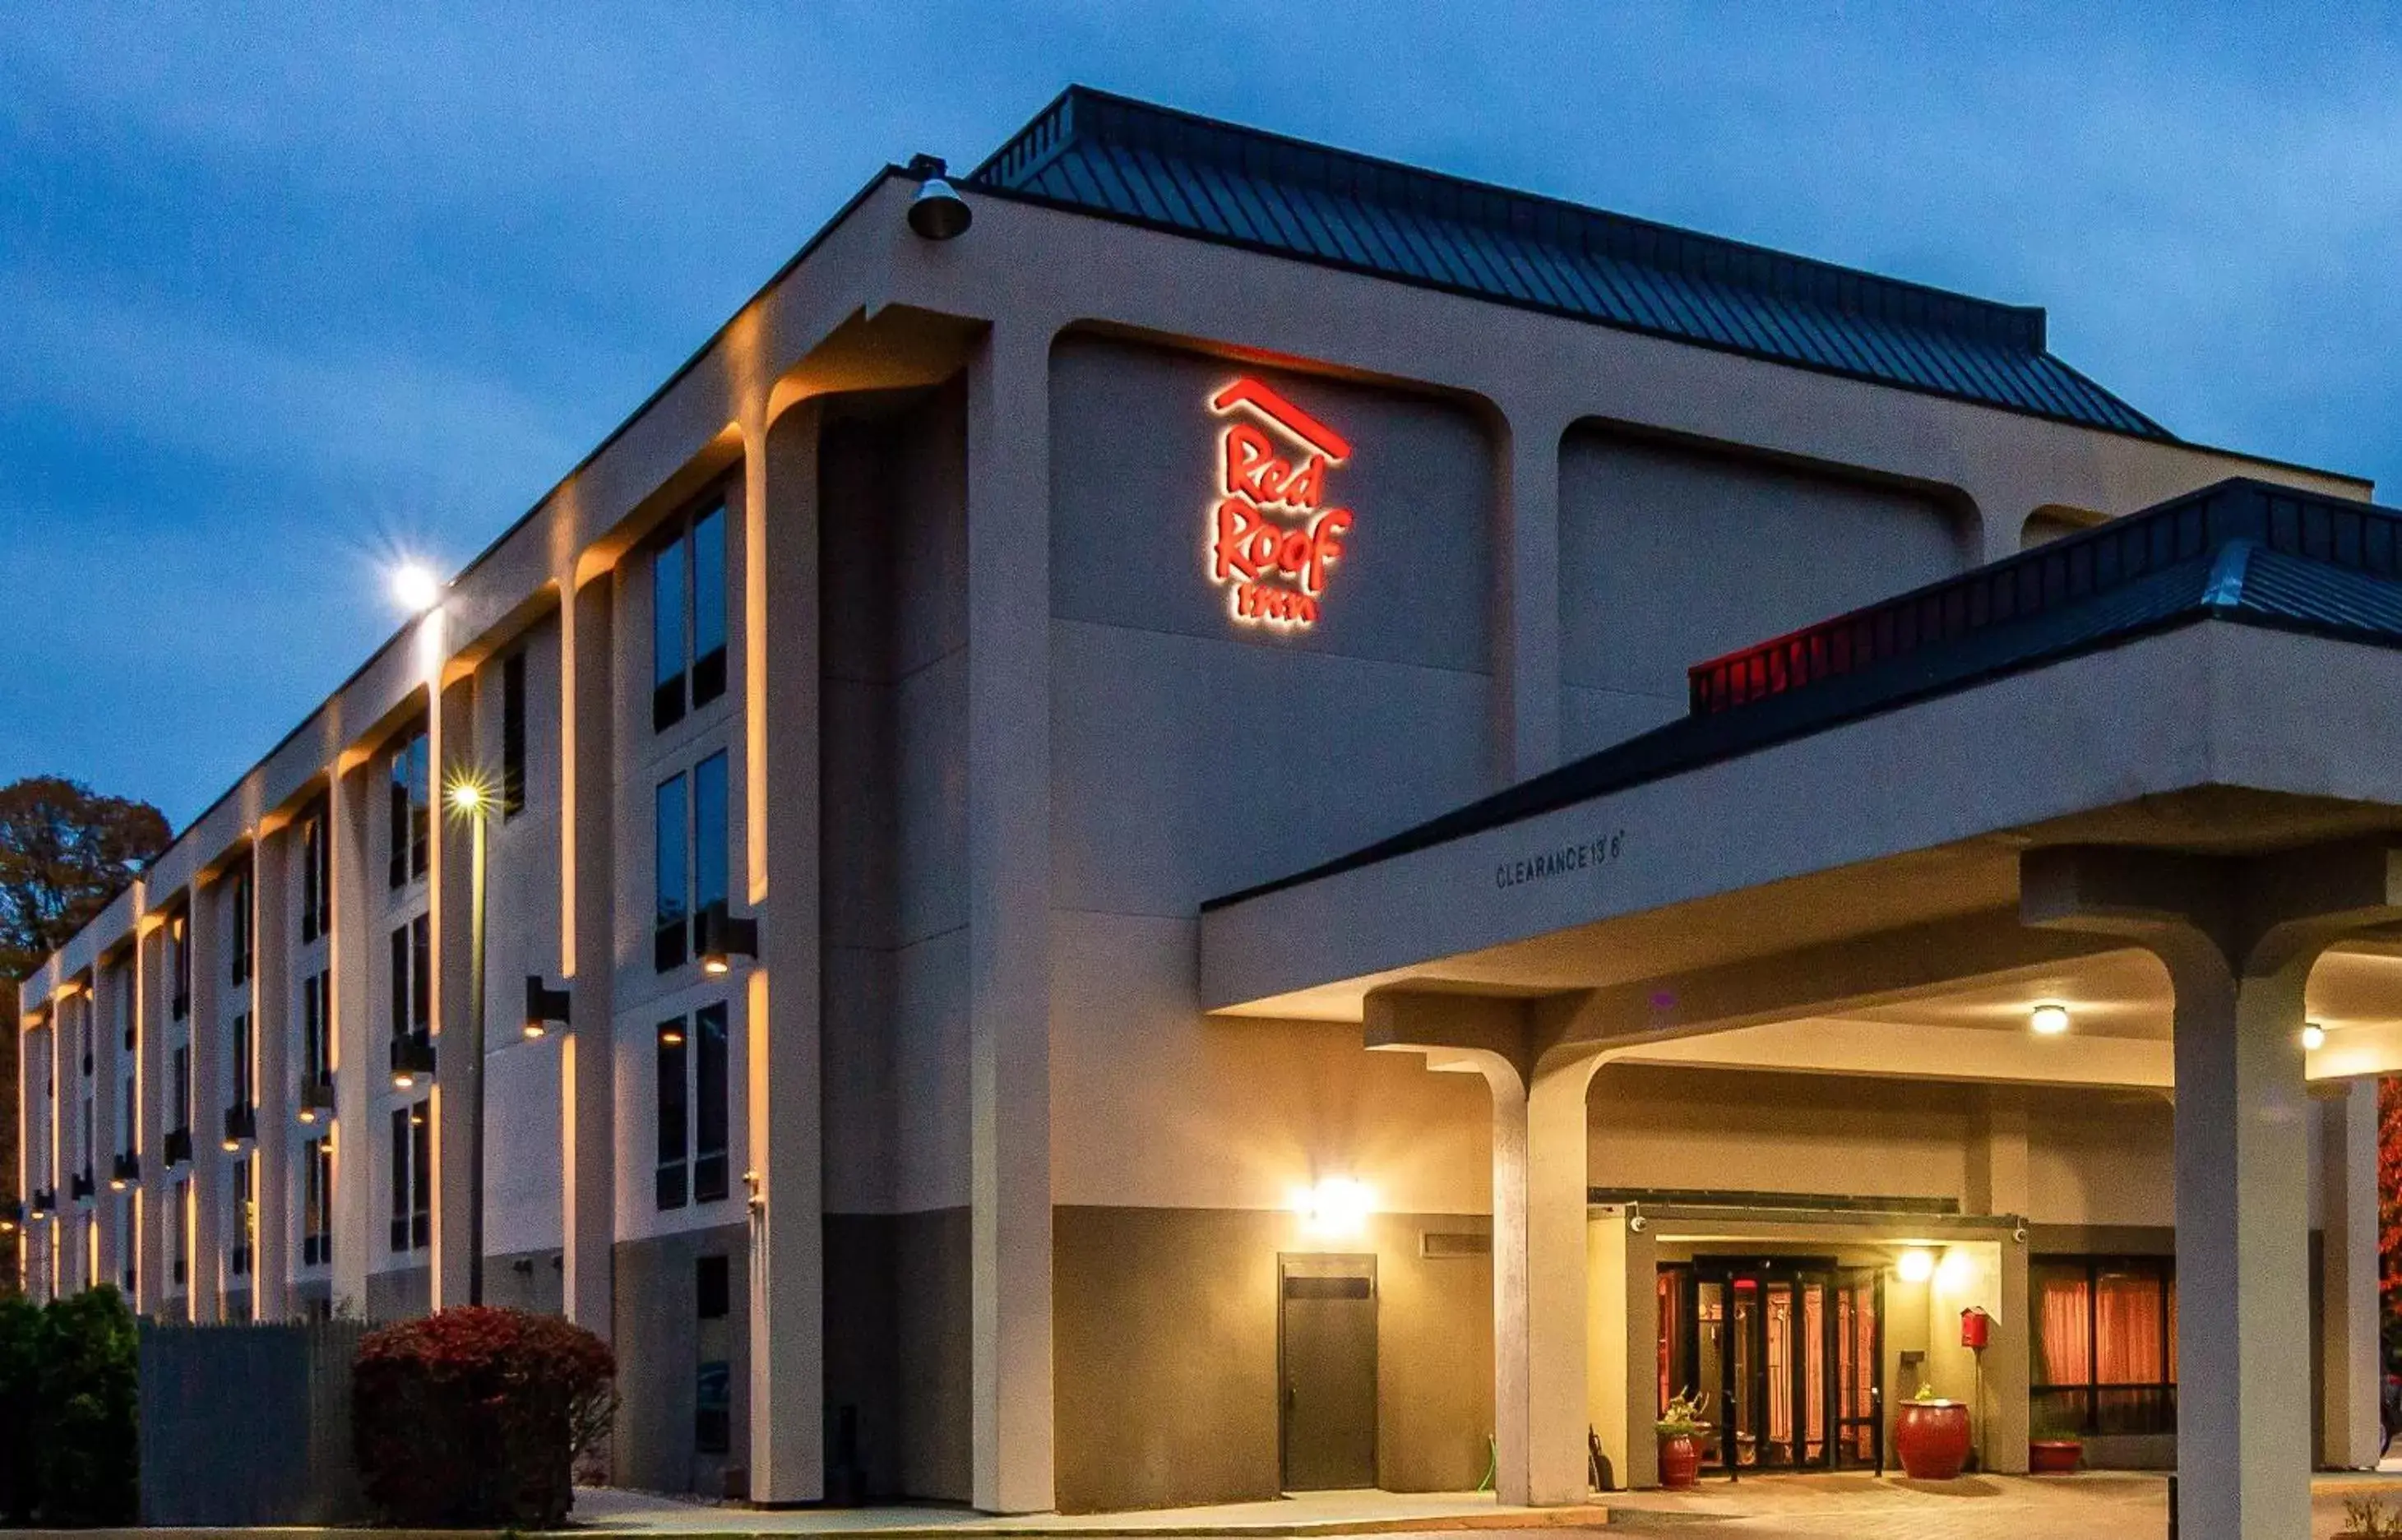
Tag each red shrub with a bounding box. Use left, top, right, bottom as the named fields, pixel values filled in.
left=352, top=1307, right=614, bottom=1528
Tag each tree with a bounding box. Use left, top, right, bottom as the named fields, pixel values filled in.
left=0, top=777, right=170, bottom=982
left=2382, top=1075, right=2402, bottom=1330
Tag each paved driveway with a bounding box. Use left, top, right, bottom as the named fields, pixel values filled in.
left=1593, top=1472, right=2401, bottom=1538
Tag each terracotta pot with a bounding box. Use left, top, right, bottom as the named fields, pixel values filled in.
left=1894, top=1399, right=1972, bottom=1480
left=1657, top=1430, right=1703, bottom=1490
left=2027, top=1438, right=2082, bottom=1474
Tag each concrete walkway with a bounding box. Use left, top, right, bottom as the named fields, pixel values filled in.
left=567, top=1489, right=1610, bottom=1536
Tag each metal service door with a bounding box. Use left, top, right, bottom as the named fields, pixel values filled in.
left=1280, top=1254, right=1378, bottom=1490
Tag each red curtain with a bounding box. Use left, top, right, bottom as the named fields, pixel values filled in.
left=2039, top=1274, right=2091, bottom=1385
left=2095, top=1271, right=2167, bottom=1385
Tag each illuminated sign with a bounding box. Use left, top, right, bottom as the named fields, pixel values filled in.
left=1207, top=377, right=1354, bottom=628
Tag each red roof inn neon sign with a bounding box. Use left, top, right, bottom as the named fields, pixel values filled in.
left=1207, top=377, right=1354, bottom=629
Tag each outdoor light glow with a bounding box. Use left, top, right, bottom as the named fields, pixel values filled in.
left=660, top=1027, right=684, bottom=1046
left=1936, top=1250, right=1974, bottom=1288
left=2303, top=1022, right=2327, bottom=1051
left=700, top=954, right=731, bottom=978
left=2029, top=1003, right=2071, bottom=1036
left=522, top=1020, right=547, bottom=1041
left=108, top=1177, right=127, bottom=1193
left=448, top=780, right=484, bottom=813
left=391, top=561, right=442, bottom=613
left=1292, top=1177, right=1374, bottom=1237
left=391, top=1071, right=416, bottom=1090
left=297, top=1107, right=318, bottom=1125
left=1896, top=1248, right=1936, bottom=1283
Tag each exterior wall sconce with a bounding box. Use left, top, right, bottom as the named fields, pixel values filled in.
left=220, top=1104, right=257, bottom=1153
left=2302, top=1021, right=2328, bottom=1051
left=1896, top=1248, right=1936, bottom=1283
left=68, top=1169, right=95, bottom=1204
left=0, top=1201, right=20, bottom=1233
left=697, top=907, right=760, bottom=977
left=523, top=976, right=572, bottom=1040
left=390, top=1030, right=437, bottom=1089
left=162, top=1127, right=193, bottom=1168
left=1292, top=1176, right=1373, bottom=1238
left=298, top=1076, right=336, bottom=1125
left=905, top=154, right=973, bottom=240
left=109, top=1152, right=138, bottom=1191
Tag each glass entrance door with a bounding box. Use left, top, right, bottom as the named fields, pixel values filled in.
left=1660, top=1259, right=1883, bottom=1474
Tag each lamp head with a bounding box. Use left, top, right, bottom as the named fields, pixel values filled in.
left=907, top=162, right=973, bottom=241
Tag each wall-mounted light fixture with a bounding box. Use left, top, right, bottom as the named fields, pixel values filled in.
left=697, top=906, right=760, bottom=978
left=220, top=1104, right=257, bottom=1154
left=298, top=1077, right=336, bottom=1125
left=523, top=976, right=572, bottom=1041
left=2029, top=1003, right=2071, bottom=1037
left=1292, top=1176, right=1374, bottom=1238
left=391, top=560, right=442, bottom=615
left=2302, top=1021, right=2328, bottom=1052
left=1896, top=1247, right=1936, bottom=1283
left=905, top=154, right=972, bottom=241
left=390, top=1031, right=437, bottom=1089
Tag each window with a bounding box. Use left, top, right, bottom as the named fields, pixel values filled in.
left=650, top=500, right=729, bottom=731
left=695, top=1003, right=729, bottom=1204
left=502, top=649, right=528, bottom=819
left=655, top=1005, right=730, bottom=1210
left=387, top=728, right=430, bottom=889
left=303, top=1135, right=333, bottom=1268
left=654, top=750, right=729, bottom=974
left=169, top=909, right=192, bottom=1020
left=229, top=1154, right=254, bottom=1276
left=389, top=1101, right=431, bottom=1252
left=390, top=916, right=430, bottom=1042
left=2033, top=1256, right=2177, bottom=1436
left=229, top=861, right=254, bottom=986
left=170, top=1177, right=190, bottom=1287
left=118, top=1197, right=135, bottom=1296
left=697, top=1254, right=731, bottom=1319
left=655, top=1019, right=688, bottom=1210
left=170, top=1044, right=192, bottom=1135
left=299, top=795, right=331, bottom=943
left=119, top=1078, right=133, bottom=1161
left=302, top=971, right=331, bottom=1092
left=229, top=1011, right=252, bottom=1110
left=655, top=773, right=688, bottom=971
left=695, top=1253, right=733, bottom=1455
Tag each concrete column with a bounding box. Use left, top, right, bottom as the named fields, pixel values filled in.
left=965, top=324, right=1055, bottom=1515
left=331, top=766, right=375, bottom=1318
left=90, top=975, right=118, bottom=1295
left=562, top=575, right=616, bottom=1342
left=1966, top=1087, right=2029, bottom=1218
left=1494, top=409, right=1564, bottom=784
left=743, top=401, right=825, bottom=1503
left=2319, top=1079, right=2381, bottom=1469
left=432, top=676, right=478, bottom=1311
left=186, top=883, right=223, bottom=1322
left=2025, top=841, right=2402, bottom=1540
left=1587, top=1205, right=1658, bottom=1490
left=253, top=829, right=291, bottom=1320
left=137, top=923, right=167, bottom=1316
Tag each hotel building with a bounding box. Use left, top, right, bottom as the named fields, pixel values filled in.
left=16, top=90, right=2397, bottom=1539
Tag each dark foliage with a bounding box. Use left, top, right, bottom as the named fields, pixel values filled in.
left=352, top=1306, right=614, bottom=1528
left=0, top=1287, right=139, bottom=1525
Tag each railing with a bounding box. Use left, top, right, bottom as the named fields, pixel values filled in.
left=1687, top=479, right=2402, bottom=716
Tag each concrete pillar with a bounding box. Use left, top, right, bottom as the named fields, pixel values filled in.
left=1966, top=1086, right=2029, bottom=1218
left=965, top=325, right=1055, bottom=1515
left=1587, top=1205, right=1657, bottom=1489
left=90, top=973, right=119, bottom=1295
left=741, top=400, right=826, bottom=1503
left=432, top=677, right=479, bottom=1311
left=331, top=765, right=375, bottom=1319
left=2025, top=841, right=2402, bottom=1540
left=137, top=922, right=167, bottom=1316
left=186, top=883, right=223, bottom=1322
left=253, top=828, right=290, bottom=1320
left=562, top=575, right=616, bottom=1342
left=2319, top=1079, right=2381, bottom=1469
left=1495, top=409, right=1564, bottom=784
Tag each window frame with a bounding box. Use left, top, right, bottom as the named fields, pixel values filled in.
left=299, top=796, right=331, bottom=943
left=2030, top=1253, right=2178, bottom=1436
left=501, top=648, right=528, bottom=820
left=387, top=727, right=430, bottom=890
left=649, top=497, right=730, bottom=733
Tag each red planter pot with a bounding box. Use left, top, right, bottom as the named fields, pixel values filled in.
left=1657, top=1431, right=1703, bottom=1490
left=1894, top=1399, right=1972, bottom=1480
left=2028, top=1439, right=2082, bottom=1474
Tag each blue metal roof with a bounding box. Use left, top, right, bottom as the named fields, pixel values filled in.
left=970, top=88, right=2171, bottom=442
left=1206, top=479, right=2402, bottom=910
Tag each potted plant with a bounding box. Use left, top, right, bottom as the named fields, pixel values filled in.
left=2027, top=1405, right=2083, bottom=1475
left=1655, top=1390, right=1710, bottom=1491
left=1893, top=1383, right=1972, bottom=1480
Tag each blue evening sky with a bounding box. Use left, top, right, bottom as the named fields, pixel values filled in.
left=5, top=4, right=2396, bottom=827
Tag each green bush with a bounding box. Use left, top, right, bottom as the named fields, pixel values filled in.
left=0, top=1287, right=138, bottom=1525
left=352, top=1306, right=614, bottom=1528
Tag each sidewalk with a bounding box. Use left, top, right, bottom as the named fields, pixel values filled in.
left=566, top=1489, right=1611, bottom=1537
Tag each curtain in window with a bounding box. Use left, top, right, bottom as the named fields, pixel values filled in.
left=2095, top=1270, right=2166, bottom=1385
left=2038, top=1272, right=2091, bottom=1385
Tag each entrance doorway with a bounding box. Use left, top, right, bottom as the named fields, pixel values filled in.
left=1279, top=1253, right=1377, bottom=1491
left=1659, top=1258, right=1882, bottom=1473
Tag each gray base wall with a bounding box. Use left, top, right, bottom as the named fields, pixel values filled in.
left=484, top=1246, right=567, bottom=1315
left=613, top=1223, right=750, bottom=1496
left=1053, top=1205, right=1493, bottom=1515
left=363, top=1265, right=428, bottom=1323
left=823, top=1208, right=971, bottom=1504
